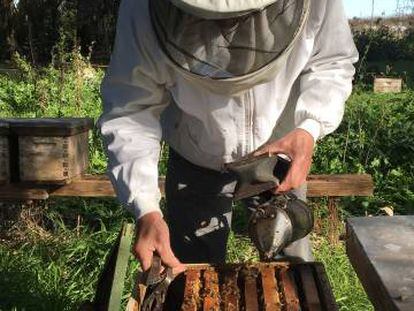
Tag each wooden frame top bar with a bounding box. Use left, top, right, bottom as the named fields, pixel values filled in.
left=0, top=174, right=373, bottom=201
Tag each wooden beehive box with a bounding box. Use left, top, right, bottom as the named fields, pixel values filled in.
left=7, top=118, right=93, bottom=184
left=0, top=121, right=10, bottom=184
left=129, top=262, right=337, bottom=311
left=373, top=77, right=402, bottom=93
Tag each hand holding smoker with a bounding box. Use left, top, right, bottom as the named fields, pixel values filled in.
left=225, top=152, right=314, bottom=261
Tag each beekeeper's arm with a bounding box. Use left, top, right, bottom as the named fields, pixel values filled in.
left=98, top=0, right=184, bottom=273
left=257, top=0, right=359, bottom=192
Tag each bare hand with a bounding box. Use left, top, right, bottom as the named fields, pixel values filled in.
left=134, top=212, right=185, bottom=274
left=254, top=129, right=314, bottom=193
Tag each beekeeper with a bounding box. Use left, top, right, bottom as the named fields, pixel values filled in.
left=98, top=0, right=358, bottom=273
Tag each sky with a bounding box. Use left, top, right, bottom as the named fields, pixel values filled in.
left=343, top=0, right=404, bottom=18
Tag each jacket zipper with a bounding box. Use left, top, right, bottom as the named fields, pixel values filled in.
left=244, top=90, right=254, bottom=154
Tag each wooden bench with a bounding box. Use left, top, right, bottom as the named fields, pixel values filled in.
left=0, top=174, right=373, bottom=200
left=0, top=173, right=374, bottom=244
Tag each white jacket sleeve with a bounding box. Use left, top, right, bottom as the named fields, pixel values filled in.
left=98, top=0, right=170, bottom=219
left=295, top=0, right=359, bottom=141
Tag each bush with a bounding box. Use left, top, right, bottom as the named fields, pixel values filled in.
left=313, top=88, right=414, bottom=215
left=353, top=25, right=414, bottom=62
left=352, top=24, right=414, bottom=85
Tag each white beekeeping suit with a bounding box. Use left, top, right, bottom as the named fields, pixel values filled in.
left=98, top=0, right=358, bottom=219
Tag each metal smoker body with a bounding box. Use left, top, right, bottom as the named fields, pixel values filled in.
left=248, top=194, right=314, bottom=261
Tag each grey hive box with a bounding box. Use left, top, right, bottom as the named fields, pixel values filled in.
left=7, top=118, right=94, bottom=184
left=346, top=216, right=414, bottom=311
left=0, top=121, right=10, bottom=184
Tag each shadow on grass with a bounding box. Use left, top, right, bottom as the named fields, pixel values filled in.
left=231, top=201, right=250, bottom=235
left=0, top=267, right=73, bottom=311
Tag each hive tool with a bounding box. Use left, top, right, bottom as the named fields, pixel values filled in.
left=141, top=256, right=175, bottom=311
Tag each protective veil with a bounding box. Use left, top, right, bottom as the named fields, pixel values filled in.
left=150, top=0, right=310, bottom=94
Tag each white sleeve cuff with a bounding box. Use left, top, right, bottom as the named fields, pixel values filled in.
left=297, top=119, right=321, bottom=142
left=127, top=192, right=163, bottom=220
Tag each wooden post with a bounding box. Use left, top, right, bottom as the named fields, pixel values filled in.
left=327, top=197, right=340, bottom=245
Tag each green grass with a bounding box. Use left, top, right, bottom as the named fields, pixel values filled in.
left=313, top=236, right=373, bottom=311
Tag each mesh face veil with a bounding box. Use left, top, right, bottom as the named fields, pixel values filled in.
left=150, top=0, right=308, bottom=79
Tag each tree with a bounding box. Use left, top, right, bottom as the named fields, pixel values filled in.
left=0, top=0, right=17, bottom=60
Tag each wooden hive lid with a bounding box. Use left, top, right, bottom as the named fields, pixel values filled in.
left=3, top=117, right=94, bottom=136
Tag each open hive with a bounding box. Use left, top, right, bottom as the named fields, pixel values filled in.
left=136, top=262, right=337, bottom=311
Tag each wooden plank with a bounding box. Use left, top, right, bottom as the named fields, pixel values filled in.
left=48, top=174, right=372, bottom=198
left=6, top=117, right=94, bottom=136
left=243, top=269, right=260, bottom=311
left=49, top=175, right=116, bottom=197
left=94, top=223, right=134, bottom=311
left=346, top=216, right=414, bottom=311
left=312, top=264, right=338, bottom=311
left=0, top=174, right=373, bottom=200
left=296, top=265, right=321, bottom=311
left=260, top=265, right=281, bottom=311
left=48, top=175, right=165, bottom=197
left=306, top=174, right=373, bottom=197
left=221, top=268, right=240, bottom=311
left=0, top=184, right=49, bottom=200
left=202, top=269, right=220, bottom=311
left=279, top=268, right=300, bottom=311
left=182, top=270, right=201, bottom=311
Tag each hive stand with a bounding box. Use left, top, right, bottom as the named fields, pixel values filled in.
left=0, top=174, right=374, bottom=244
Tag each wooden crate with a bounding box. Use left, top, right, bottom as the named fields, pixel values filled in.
left=7, top=118, right=93, bottom=184
left=0, top=121, right=10, bottom=184
left=374, top=78, right=403, bottom=93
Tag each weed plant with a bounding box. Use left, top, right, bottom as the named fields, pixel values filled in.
left=314, top=88, right=414, bottom=216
